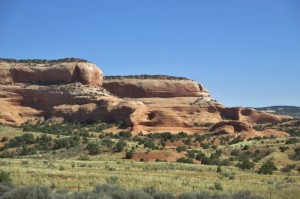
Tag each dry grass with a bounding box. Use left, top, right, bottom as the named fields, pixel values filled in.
left=0, top=158, right=299, bottom=199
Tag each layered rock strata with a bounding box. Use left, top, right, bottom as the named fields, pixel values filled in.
left=0, top=59, right=288, bottom=137
left=0, top=61, right=103, bottom=86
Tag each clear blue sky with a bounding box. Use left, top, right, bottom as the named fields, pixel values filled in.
left=1, top=0, right=299, bottom=107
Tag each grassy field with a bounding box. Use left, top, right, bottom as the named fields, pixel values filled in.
left=0, top=158, right=299, bottom=199
left=0, top=122, right=300, bottom=199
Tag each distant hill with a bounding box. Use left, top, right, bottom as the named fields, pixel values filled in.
left=253, top=106, right=300, bottom=118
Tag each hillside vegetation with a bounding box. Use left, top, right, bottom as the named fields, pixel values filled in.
left=104, top=75, right=189, bottom=80
left=254, top=106, right=300, bottom=118
left=0, top=120, right=300, bottom=198
left=0, top=57, right=89, bottom=64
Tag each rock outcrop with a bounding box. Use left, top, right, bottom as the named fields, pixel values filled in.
left=210, top=121, right=252, bottom=133
left=0, top=58, right=289, bottom=137
left=0, top=60, right=103, bottom=86
left=218, top=107, right=284, bottom=124
left=103, top=78, right=210, bottom=98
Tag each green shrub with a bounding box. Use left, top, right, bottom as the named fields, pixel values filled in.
left=242, top=145, right=250, bottom=150
left=101, top=138, right=115, bottom=150
left=281, top=164, right=295, bottom=173
left=20, top=145, right=36, bottom=156
left=53, top=136, right=79, bottom=150
left=94, top=183, right=120, bottom=194
left=78, top=155, right=90, bottom=161
left=217, top=165, right=222, bottom=173
left=184, top=138, right=192, bottom=145
left=0, top=57, right=88, bottom=64
left=279, top=146, right=289, bottom=152
left=105, top=75, right=188, bottom=81
left=160, top=140, right=166, bottom=147
left=233, top=190, right=264, bottom=199
left=231, top=149, right=240, bottom=156
left=176, top=157, right=194, bottom=164
left=118, top=131, right=132, bottom=140
left=21, top=160, right=29, bottom=165
left=127, top=190, right=153, bottom=199
left=236, top=159, right=255, bottom=170
left=0, top=171, right=12, bottom=184
left=153, top=191, right=175, bottom=199
left=286, top=128, right=300, bottom=137
left=143, top=139, right=156, bottom=150
left=0, top=182, right=265, bottom=199
left=213, top=182, right=223, bottom=190
left=286, top=138, right=300, bottom=144
left=290, top=146, right=300, bottom=160
left=0, top=184, right=14, bottom=197
left=2, top=133, right=35, bottom=150
left=176, top=146, right=187, bottom=153
left=59, top=165, right=65, bottom=171
left=125, top=150, right=134, bottom=159
left=253, top=125, right=264, bottom=131
left=114, top=140, right=127, bottom=152
left=258, top=160, right=277, bottom=174
left=195, top=151, right=206, bottom=161
left=2, top=186, right=51, bottom=199
left=105, top=176, right=119, bottom=184
left=69, top=191, right=99, bottom=199
left=202, top=143, right=210, bottom=149
left=86, top=142, right=100, bottom=155
left=229, top=136, right=244, bottom=145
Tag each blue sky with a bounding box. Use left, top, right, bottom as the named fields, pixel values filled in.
left=0, top=0, right=299, bottom=107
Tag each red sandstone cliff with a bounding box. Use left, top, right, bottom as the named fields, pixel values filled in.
left=103, top=78, right=210, bottom=98
left=0, top=61, right=103, bottom=86
left=0, top=59, right=289, bottom=137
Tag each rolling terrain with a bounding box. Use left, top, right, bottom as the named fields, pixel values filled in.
left=0, top=119, right=299, bottom=199
left=254, top=106, right=300, bottom=118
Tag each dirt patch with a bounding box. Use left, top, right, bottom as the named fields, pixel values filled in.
left=133, top=150, right=184, bottom=162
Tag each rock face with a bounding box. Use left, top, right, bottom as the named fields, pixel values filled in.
left=103, top=78, right=210, bottom=98
left=0, top=58, right=289, bottom=137
left=218, top=107, right=283, bottom=124
left=0, top=61, right=103, bottom=86
left=210, top=121, right=252, bottom=133
left=0, top=83, right=137, bottom=126
left=211, top=125, right=235, bottom=135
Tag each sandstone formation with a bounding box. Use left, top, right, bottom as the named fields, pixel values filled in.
left=0, top=58, right=289, bottom=137
left=210, top=121, right=252, bottom=134
left=218, top=107, right=284, bottom=124
left=211, top=125, right=235, bottom=135
left=103, top=78, right=210, bottom=98
left=0, top=60, right=103, bottom=86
